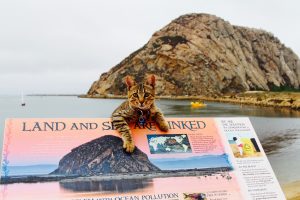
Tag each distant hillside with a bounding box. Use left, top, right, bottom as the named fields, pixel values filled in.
left=87, top=13, right=300, bottom=97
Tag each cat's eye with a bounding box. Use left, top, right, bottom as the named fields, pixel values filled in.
left=133, top=93, right=138, bottom=97
left=144, top=93, right=150, bottom=97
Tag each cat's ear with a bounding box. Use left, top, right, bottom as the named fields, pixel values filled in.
left=124, top=76, right=135, bottom=89
left=146, top=74, right=156, bottom=88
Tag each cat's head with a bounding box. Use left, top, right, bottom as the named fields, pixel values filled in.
left=124, top=75, right=156, bottom=110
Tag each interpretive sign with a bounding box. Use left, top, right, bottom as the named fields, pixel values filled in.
left=0, top=118, right=285, bottom=200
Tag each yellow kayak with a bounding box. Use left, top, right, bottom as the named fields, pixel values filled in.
left=190, top=101, right=207, bottom=108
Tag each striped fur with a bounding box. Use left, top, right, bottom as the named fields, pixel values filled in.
left=112, top=75, right=168, bottom=153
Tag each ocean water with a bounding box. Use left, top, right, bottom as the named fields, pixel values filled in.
left=6, top=165, right=58, bottom=176
left=0, top=95, right=299, bottom=184
left=150, top=154, right=231, bottom=170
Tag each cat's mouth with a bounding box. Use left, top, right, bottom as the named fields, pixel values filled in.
left=137, top=105, right=149, bottom=110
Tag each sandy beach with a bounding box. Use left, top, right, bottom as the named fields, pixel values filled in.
left=200, top=91, right=300, bottom=110
left=282, top=181, right=300, bottom=200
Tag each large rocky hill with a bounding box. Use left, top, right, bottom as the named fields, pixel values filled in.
left=87, top=13, right=300, bottom=97
left=51, top=135, right=160, bottom=176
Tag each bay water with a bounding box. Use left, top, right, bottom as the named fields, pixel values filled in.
left=0, top=95, right=299, bottom=185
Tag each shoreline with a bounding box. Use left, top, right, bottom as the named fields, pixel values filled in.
left=61, top=167, right=232, bottom=183
left=0, top=167, right=231, bottom=184
left=2, top=170, right=299, bottom=199
left=80, top=91, right=300, bottom=110
left=282, top=180, right=300, bottom=200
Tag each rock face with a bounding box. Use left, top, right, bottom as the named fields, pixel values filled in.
left=51, top=135, right=160, bottom=175
left=88, top=13, right=300, bottom=97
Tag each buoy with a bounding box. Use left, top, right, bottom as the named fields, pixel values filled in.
left=190, top=101, right=207, bottom=108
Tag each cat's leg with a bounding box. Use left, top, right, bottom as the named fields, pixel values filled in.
left=154, top=110, right=169, bottom=132
left=112, top=114, right=135, bottom=153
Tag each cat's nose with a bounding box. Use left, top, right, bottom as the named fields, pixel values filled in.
left=139, top=98, right=145, bottom=106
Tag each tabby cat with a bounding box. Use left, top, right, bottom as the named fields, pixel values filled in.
left=112, top=75, right=169, bottom=153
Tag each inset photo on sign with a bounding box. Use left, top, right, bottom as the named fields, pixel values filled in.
left=183, top=193, right=207, bottom=200
left=227, top=133, right=262, bottom=158
left=147, top=134, right=192, bottom=154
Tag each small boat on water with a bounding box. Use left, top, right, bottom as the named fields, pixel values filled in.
left=190, top=101, right=206, bottom=108
left=21, top=92, right=26, bottom=106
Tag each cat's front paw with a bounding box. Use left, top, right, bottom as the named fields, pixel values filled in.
left=123, top=140, right=135, bottom=153
left=158, top=121, right=169, bottom=132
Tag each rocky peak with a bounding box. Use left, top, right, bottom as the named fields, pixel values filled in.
left=88, top=13, right=300, bottom=97
left=51, top=135, right=160, bottom=175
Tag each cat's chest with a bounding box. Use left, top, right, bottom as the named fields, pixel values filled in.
left=126, top=109, right=154, bottom=123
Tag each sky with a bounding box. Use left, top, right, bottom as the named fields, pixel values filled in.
left=0, top=0, right=299, bottom=95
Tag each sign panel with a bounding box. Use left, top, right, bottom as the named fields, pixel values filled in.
left=0, top=118, right=285, bottom=200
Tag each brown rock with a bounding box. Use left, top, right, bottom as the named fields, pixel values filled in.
left=51, top=135, right=160, bottom=175
left=88, top=13, right=300, bottom=97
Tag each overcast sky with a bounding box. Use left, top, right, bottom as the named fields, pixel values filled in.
left=0, top=0, right=299, bottom=95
